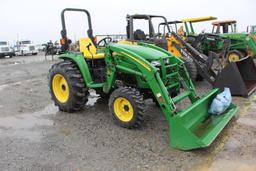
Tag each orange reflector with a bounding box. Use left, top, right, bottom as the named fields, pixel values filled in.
left=156, top=93, right=164, bottom=103
left=60, top=38, right=65, bottom=45
left=93, top=37, right=97, bottom=44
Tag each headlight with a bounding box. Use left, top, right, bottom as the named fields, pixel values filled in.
left=151, top=61, right=161, bottom=67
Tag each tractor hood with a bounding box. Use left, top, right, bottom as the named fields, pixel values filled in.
left=111, top=43, right=170, bottom=60
left=221, top=32, right=248, bottom=40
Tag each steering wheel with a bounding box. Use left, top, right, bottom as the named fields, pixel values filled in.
left=97, top=36, right=112, bottom=47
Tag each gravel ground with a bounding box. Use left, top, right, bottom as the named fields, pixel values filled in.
left=0, top=54, right=255, bottom=171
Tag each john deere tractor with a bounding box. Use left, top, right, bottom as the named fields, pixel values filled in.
left=49, top=8, right=238, bottom=150
left=181, top=17, right=256, bottom=62
left=211, top=20, right=256, bottom=61
left=123, top=14, right=205, bottom=81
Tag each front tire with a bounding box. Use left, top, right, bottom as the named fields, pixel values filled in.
left=109, top=87, right=145, bottom=129
left=48, top=60, right=89, bottom=112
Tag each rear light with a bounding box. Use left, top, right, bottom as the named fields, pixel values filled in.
left=60, top=38, right=65, bottom=45
left=93, top=37, right=97, bottom=44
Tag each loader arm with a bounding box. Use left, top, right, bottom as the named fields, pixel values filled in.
left=169, top=32, right=218, bottom=84
left=170, top=32, right=256, bottom=96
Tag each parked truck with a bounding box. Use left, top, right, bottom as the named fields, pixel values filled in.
left=15, top=40, right=38, bottom=56
left=0, top=41, right=15, bottom=58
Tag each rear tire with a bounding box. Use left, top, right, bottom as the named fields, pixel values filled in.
left=109, top=87, right=145, bottom=129
left=227, top=50, right=243, bottom=62
left=181, top=57, right=197, bottom=81
left=48, top=60, right=89, bottom=112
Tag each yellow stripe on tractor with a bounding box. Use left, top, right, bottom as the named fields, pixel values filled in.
left=120, top=52, right=151, bottom=71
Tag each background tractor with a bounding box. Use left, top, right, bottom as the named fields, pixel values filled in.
left=182, top=17, right=256, bottom=62
left=48, top=8, right=238, bottom=150
left=124, top=14, right=206, bottom=81
left=181, top=16, right=227, bottom=57
left=123, top=14, right=256, bottom=96
left=211, top=20, right=256, bottom=61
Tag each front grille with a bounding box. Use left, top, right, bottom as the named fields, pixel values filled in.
left=1, top=47, right=9, bottom=52
left=29, top=46, right=35, bottom=51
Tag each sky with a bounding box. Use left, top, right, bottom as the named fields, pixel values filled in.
left=1, top=0, right=255, bottom=44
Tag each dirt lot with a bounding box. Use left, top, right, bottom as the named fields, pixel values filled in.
left=0, top=54, right=256, bottom=171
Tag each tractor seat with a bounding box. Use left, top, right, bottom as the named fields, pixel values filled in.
left=79, top=37, right=105, bottom=59
left=134, top=29, right=146, bottom=40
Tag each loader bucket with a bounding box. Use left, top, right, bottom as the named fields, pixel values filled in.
left=169, top=89, right=237, bottom=150
left=213, top=57, right=256, bottom=97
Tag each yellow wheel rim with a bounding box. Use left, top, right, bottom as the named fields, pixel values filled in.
left=113, top=97, right=134, bottom=122
left=52, top=74, right=69, bottom=103
left=228, top=53, right=240, bottom=62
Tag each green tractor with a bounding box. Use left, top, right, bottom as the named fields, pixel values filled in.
left=211, top=20, right=256, bottom=61
left=175, top=17, right=256, bottom=96
left=49, top=8, right=238, bottom=150
left=123, top=14, right=223, bottom=82
left=181, top=17, right=229, bottom=58
left=181, top=17, right=256, bottom=62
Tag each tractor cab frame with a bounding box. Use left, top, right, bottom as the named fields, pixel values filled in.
left=212, top=20, right=237, bottom=34
left=158, top=21, right=183, bottom=35
left=126, top=14, right=171, bottom=42
left=60, top=8, right=112, bottom=54
left=247, top=25, right=256, bottom=34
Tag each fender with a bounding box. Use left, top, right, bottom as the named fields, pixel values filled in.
left=59, top=53, right=93, bottom=87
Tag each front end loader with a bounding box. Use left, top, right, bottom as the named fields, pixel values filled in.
left=48, top=8, right=237, bottom=150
